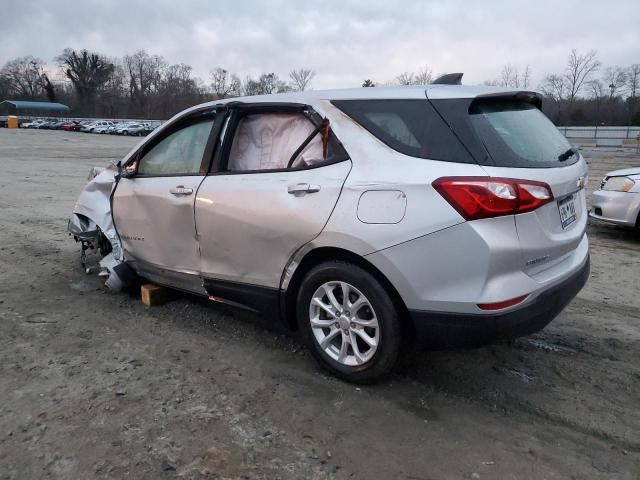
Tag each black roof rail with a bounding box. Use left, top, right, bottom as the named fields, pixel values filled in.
left=431, top=73, right=463, bottom=85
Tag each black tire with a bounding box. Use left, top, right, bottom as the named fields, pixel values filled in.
left=123, top=130, right=128, bottom=136
left=296, top=260, right=401, bottom=384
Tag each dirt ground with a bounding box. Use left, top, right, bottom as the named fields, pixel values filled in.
left=0, top=129, right=639, bottom=479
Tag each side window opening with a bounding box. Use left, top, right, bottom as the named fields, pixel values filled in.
left=226, top=112, right=347, bottom=172
left=137, top=119, right=214, bottom=176
left=331, top=99, right=474, bottom=164
left=363, top=112, right=420, bottom=148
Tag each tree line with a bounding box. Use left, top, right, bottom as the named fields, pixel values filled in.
left=1, top=47, right=638, bottom=125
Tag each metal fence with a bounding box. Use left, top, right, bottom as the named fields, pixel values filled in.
left=558, top=126, right=640, bottom=147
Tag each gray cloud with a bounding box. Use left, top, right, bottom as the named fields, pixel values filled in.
left=2, top=0, right=639, bottom=88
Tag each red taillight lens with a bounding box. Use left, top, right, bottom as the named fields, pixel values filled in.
left=478, top=294, right=529, bottom=311
left=432, top=177, right=554, bottom=220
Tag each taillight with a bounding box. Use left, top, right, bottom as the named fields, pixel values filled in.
left=478, top=294, right=528, bottom=311
left=432, top=177, right=554, bottom=221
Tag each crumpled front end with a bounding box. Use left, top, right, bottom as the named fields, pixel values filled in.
left=67, top=165, right=122, bottom=260
left=68, top=165, right=134, bottom=290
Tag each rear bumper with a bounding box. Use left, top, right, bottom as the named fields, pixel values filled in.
left=408, top=255, right=590, bottom=349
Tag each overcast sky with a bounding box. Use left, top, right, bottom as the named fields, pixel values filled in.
left=2, top=0, right=639, bottom=88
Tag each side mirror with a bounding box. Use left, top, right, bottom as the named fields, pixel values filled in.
left=119, top=161, right=138, bottom=178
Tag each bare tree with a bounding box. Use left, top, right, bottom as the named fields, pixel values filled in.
left=243, top=75, right=261, bottom=96
left=260, top=73, right=289, bottom=94
left=413, top=66, right=433, bottom=85
left=539, top=74, right=567, bottom=101
left=396, top=72, right=414, bottom=85
left=241, top=73, right=289, bottom=96
left=123, top=50, right=166, bottom=112
left=0, top=73, right=12, bottom=99
left=521, top=64, right=531, bottom=88
left=99, top=61, right=126, bottom=117
left=627, top=64, right=640, bottom=98
left=38, top=73, right=57, bottom=103
left=564, top=49, right=600, bottom=104
left=395, top=66, right=433, bottom=86
left=162, top=64, right=199, bottom=97
left=260, top=73, right=279, bottom=94
left=500, top=64, right=515, bottom=87
left=587, top=79, right=606, bottom=100
left=603, top=66, right=627, bottom=98
left=496, top=64, right=531, bottom=88
left=56, top=49, right=114, bottom=108
left=1, top=56, right=46, bottom=98
left=289, top=68, right=315, bottom=91
left=210, top=67, right=241, bottom=98
left=156, top=63, right=202, bottom=116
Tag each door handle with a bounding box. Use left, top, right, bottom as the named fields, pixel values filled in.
left=170, top=186, right=194, bottom=196
left=287, top=183, right=321, bottom=195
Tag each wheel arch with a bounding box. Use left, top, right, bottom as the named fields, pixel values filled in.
left=282, top=246, right=413, bottom=337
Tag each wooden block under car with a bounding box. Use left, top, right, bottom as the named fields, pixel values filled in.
left=141, top=283, right=170, bottom=306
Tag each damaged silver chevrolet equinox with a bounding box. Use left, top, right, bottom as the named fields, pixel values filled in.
left=69, top=78, right=590, bottom=383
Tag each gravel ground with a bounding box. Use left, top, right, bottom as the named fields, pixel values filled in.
left=0, top=129, right=639, bottom=479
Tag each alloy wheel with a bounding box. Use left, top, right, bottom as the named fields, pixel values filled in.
left=309, top=281, right=379, bottom=366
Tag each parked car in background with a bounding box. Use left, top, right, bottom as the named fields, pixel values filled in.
left=590, top=167, right=640, bottom=229
left=89, top=121, right=114, bottom=134
left=142, top=122, right=160, bottom=135
left=52, top=120, right=68, bottom=130
left=80, top=121, right=112, bottom=133
left=68, top=83, right=590, bottom=383
left=80, top=122, right=97, bottom=133
left=38, top=119, right=61, bottom=129
left=117, top=122, right=146, bottom=136
left=61, top=121, right=80, bottom=131
left=106, top=124, right=120, bottom=135
left=73, top=121, right=90, bottom=132
left=22, top=119, right=46, bottom=128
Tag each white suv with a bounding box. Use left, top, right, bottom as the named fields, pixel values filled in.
left=69, top=80, right=589, bottom=383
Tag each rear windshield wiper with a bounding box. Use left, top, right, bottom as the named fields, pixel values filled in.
left=558, top=147, right=578, bottom=162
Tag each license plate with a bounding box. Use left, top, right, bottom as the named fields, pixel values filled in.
left=557, top=194, right=577, bottom=229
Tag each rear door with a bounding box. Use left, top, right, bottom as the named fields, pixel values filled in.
left=195, top=105, right=351, bottom=309
left=465, top=99, right=588, bottom=274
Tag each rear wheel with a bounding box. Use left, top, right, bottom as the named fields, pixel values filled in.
left=296, top=261, right=401, bottom=383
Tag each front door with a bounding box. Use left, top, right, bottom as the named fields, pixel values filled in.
left=194, top=106, right=351, bottom=310
left=113, top=116, right=216, bottom=293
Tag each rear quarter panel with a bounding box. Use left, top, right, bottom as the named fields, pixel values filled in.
left=310, top=100, right=488, bottom=255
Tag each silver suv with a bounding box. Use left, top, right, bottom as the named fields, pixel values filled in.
left=69, top=83, right=590, bottom=383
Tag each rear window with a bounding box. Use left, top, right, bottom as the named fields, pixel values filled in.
left=469, top=100, right=574, bottom=168
left=331, top=99, right=474, bottom=164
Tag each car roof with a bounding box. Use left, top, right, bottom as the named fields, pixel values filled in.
left=194, top=85, right=537, bottom=108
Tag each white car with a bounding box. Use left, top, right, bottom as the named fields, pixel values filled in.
left=590, top=167, right=640, bottom=228
left=22, top=119, right=45, bottom=128
left=80, top=121, right=113, bottom=134
left=80, top=122, right=98, bottom=133
left=117, top=123, right=146, bottom=136
left=92, top=121, right=115, bottom=134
